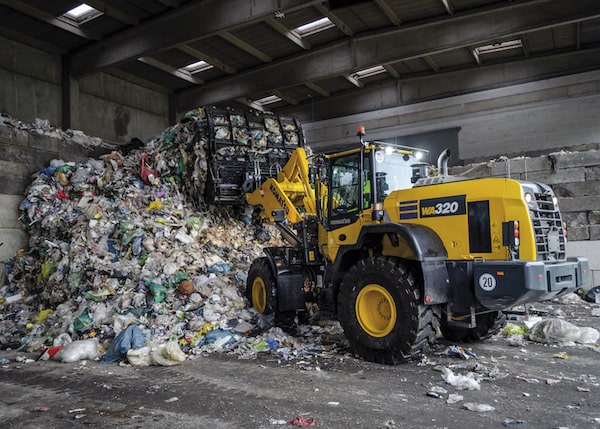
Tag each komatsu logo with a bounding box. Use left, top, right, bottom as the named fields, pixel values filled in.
left=269, top=184, right=289, bottom=215
left=419, top=195, right=466, bottom=218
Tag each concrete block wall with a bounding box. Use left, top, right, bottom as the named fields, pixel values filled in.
left=0, top=125, right=107, bottom=261
left=303, top=71, right=600, bottom=163
left=0, top=35, right=171, bottom=262
left=0, top=35, right=169, bottom=145
left=450, top=150, right=600, bottom=288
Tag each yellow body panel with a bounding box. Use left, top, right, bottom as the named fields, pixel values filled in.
left=318, top=211, right=376, bottom=262
left=384, top=177, right=535, bottom=261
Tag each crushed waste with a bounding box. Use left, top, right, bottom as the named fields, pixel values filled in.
left=0, top=109, right=344, bottom=365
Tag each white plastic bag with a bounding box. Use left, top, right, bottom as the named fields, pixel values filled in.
left=53, top=338, right=101, bottom=363
left=441, top=367, right=480, bottom=391
left=528, top=318, right=581, bottom=344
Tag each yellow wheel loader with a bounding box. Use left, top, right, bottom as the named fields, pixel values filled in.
left=242, top=126, right=590, bottom=364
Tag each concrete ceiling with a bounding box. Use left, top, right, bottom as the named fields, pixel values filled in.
left=1, top=0, right=600, bottom=123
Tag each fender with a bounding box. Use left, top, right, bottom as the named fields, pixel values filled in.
left=332, top=223, right=450, bottom=305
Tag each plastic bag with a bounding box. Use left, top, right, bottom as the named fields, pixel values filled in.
left=126, top=341, right=186, bottom=366
left=528, top=318, right=581, bottom=344
left=441, top=367, right=480, bottom=390
left=101, top=325, right=146, bottom=363
left=53, top=338, right=101, bottom=363
left=577, top=327, right=600, bottom=344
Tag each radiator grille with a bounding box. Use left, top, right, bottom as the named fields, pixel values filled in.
left=528, top=191, right=565, bottom=262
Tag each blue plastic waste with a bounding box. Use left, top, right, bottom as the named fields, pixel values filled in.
left=101, top=325, right=146, bottom=363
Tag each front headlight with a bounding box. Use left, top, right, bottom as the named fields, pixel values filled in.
left=524, top=192, right=536, bottom=208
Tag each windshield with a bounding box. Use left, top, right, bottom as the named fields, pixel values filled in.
left=372, top=149, right=419, bottom=197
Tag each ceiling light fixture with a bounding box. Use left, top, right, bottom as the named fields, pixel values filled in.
left=256, top=95, right=282, bottom=105
left=352, top=65, right=386, bottom=79
left=183, top=60, right=214, bottom=74
left=475, top=39, right=523, bottom=55
left=295, top=17, right=335, bottom=37
left=63, top=3, right=102, bottom=23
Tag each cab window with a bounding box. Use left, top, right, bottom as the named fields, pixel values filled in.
left=330, top=154, right=360, bottom=216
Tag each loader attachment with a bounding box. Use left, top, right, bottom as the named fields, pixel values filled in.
left=203, top=106, right=305, bottom=205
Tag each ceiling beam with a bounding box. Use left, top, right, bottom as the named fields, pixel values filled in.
left=137, top=57, right=203, bottom=84
left=176, top=0, right=600, bottom=110
left=0, top=0, right=100, bottom=40
left=278, top=47, right=600, bottom=127
left=177, top=45, right=237, bottom=74
left=314, top=3, right=354, bottom=36
left=520, top=34, right=530, bottom=58
left=470, top=46, right=481, bottom=65
left=235, top=97, right=264, bottom=111
left=155, top=0, right=180, bottom=7
left=383, top=64, right=400, bottom=78
left=424, top=56, right=440, bottom=72
left=0, top=26, right=68, bottom=55
left=84, top=0, right=141, bottom=25
left=265, top=18, right=311, bottom=50
left=71, top=0, right=321, bottom=77
left=306, top=81, right=331, bottom=97
left=272, top=89, right=300, bottom=105
left=345, top=74, right=364, bottom=88
left=374, top=0, right=402, bottom=26
left=220, top=31, right=273, bottom=62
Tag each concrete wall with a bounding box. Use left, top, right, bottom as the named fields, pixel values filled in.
left=303, top=71, right=600, bottom=163
left=0, top=35, right=171, bottom=261
left=0, top=126, right=105, bottom=261
left=0, top=35, right=169, bottom=145
left=0, top=37, right=62, bottom=126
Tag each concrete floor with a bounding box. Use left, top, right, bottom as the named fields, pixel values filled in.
left=1, top=297, right=599, bottom=429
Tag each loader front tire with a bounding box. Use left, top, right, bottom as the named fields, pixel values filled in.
left=337, top=256, right=439, bottom=364
left=246, top=257, right=276, bottom=314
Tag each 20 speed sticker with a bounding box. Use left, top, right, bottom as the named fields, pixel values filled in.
left=419, top=195, right=466, bottom=218
left=478, top=273, right=497, bottom=292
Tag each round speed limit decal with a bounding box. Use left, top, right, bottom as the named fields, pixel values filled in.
left=478, top=273, right=497, bottom=292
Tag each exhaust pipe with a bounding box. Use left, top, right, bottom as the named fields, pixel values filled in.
left=437, top=148, right=451, bottom=176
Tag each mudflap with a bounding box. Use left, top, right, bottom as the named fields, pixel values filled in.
left=277, top=271, right=305, bottom=312
left=421, top=257, right=450, bottom=305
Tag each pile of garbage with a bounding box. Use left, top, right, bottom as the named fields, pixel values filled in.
left=0, top=109, right=341, bottom=365
left=0, top=112, right=113, bottom=150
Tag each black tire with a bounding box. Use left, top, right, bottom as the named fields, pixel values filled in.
left=337, top=256, right=440, bottom=364
left=246, top=257, right=276, bottom=314
left=440, top=310, right=506, bottom=343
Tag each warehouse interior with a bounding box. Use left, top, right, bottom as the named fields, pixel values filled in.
left=0, top=1, right=598, bottom=286
left=1, top=2, right=600, bottom=426
left=0, top=0, right=599, bottom=150
left=2, top=0, right=600, bottom=271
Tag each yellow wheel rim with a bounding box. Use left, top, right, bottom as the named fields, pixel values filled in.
left=356, top=284, right=397, bottom=337
left=251, top=277, right=267, bottom=313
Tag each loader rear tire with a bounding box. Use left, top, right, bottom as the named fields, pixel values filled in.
left=246, top=257, right=276, bottom=315
left=337, top=256, right=439, bottom=364
left=440, top=310, right=506, bottom=343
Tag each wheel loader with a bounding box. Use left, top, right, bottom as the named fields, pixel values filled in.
left=242, top=127, right=591, bottom=364
left=198, top=107, right=590, bottom=364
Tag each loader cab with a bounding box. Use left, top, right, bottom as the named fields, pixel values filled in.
left=317, top=143, right=426, bottom=230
